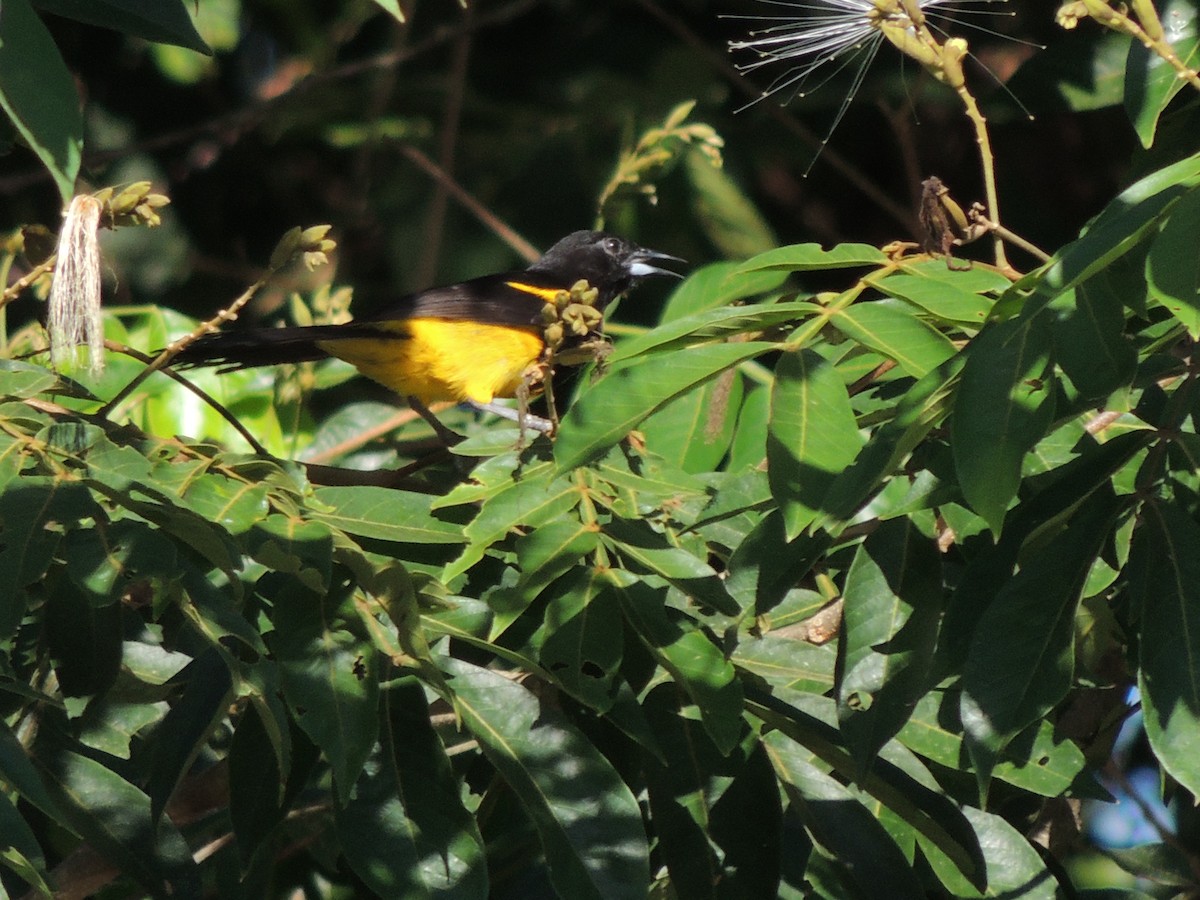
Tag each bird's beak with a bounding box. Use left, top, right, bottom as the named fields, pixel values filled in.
left=627, top=247, right=686, bottom=279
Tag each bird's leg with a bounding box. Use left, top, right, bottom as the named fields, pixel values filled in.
left=406, top=396, right=464, bottom=447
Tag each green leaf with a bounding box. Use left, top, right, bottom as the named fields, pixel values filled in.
left=1124, top=0, right=1199, bottom=147
left=31, top=0, right=211, bottom=52
left=1106, top=842, right=1196, bottom=888
left=642, top=686, right=780, bottom=899
left=939, top=430, right=1151, bottom=675
left=0, top=800, right=52, bottom=898
left=367, top=0, right=406, bottom=23
left=836, top=519, right=943, bottom=773
left=728, top=383, right=770, bottom=471
left=536, top=570, right=623, bottom=712
left=1129, top=500, right=1200, bottom=797
left=659, top=261, right=789, bottom=321
left=443, top=657, right=649, bottom=900
left=0, top=360, right=62, bottom=398
left=830, top=301, right=957, bottom=379
left=726, top=510, right=831, bottom=614
left=610, top=576, right=744, bottom=754
left=0, top=480, right=99, bottom=641
left=873, top=265, right=1003, bottom=326
left=63, top=520, right=178, bottom=603
left=252, top=516, right=334, bottom=595
left=1097, top=148, right=1200, bottom=215
left=897, top=691, right=1087, bottom=797
left=1146, top=185, right=1200, bottom=336
left=686, top=145, right=777, bottom=258
left=270, top=580, right=379, bottom=805
left=960, top=489, right=1125, bottom=793
left=1010, top=158, right=1200, bottom=319
left=1052, top=282, right=1137, bottom=401
left=919, top=806, right=1061, bottom=899
left=749, top=692, right=985, bottom=889
left=0, top=724, right=67, bottom=827
left=640, top=371, right=742, bottom=473
left=488, top=520, right=600, bottom=639
left=44, top=579, right=123, bottom=697
left=731, top=242, right=886, bottom=275
left=951, top=315, right=1054, bottom=532
left=768, top=348, right=863, bottom=539
left=820, top=355, right=962, bottom=528
left=764, top=730, right=926, bottom=900
left=603, top=517, right=740, bottom=616
left=145, top=651, right=233, bottom=823
left=732, top=633, right=837, bottom=696
left=337, top=679, right=487, bottom=900
left=35, top=746, right=200, bottom=897
left=0, top=0, right=83, bottom=202
left=178, top=475, right=269, bottom=534
left=443, top=472, right=579, bottom=581
left=555, top=341, right=776, bottom=470
left=310, top=486, right=467, bottom=544
left=77, top=698, right=168, bottom=759
left=229, top=701, right=287, bottom=867
left=1003, top=28, right=1130, bottom=113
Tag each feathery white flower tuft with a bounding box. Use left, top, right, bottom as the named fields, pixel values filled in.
left=729, top=0, right=1008, bottom=108
left=48, top=194, right=105, bottom=378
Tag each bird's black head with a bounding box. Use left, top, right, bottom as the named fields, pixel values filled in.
left=527, top=231, right=684, bottom=307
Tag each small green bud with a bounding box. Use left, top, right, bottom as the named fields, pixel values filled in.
left=270, top=227, right=303, bottom=269
left=300, top=224, right=333, bottom=248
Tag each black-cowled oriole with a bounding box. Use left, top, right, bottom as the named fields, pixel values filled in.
left=173, top=231, right=682, bottom=407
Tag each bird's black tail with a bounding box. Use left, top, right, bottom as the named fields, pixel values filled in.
left=170, top=325, right=349, bottom=372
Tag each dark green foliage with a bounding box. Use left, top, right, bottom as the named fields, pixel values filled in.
left=2, top=1, right=1200, bottom=898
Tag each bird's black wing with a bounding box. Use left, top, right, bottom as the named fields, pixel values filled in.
left=362, top=272, right=562, bottom=328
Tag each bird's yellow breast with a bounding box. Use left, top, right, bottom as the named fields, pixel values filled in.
left=316, top=318, right=544, bottom=405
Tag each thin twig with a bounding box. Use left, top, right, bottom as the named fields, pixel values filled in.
left=952, top=77, right=1010, bottom=272
left=968, top=209, right=1052, bottom=263
left=1068, top=2, right=1200, bottom=93
left=303, top=406, right=427, bottom=463
left=0, top=0, right=540, bottom=197
left=417, top=2, right=475, bottom=285
left=98, top=275, right=272, bottom=416
left=0, top=255, right=55, bottom=310
left=397, top=144, right=540, bottom=262
left=102, top=339, right=271, bottom=455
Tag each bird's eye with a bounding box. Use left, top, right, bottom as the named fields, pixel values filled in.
left=604, top=237, right=621, bottom=254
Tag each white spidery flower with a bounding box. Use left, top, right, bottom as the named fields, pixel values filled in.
left=727, top=0, right=1011, bottom=115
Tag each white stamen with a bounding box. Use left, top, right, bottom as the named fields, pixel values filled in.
left=725, top=0, right=1020, bottom=164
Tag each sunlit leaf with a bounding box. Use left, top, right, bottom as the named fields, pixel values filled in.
left=0, top=0, right=83, bottom=202
left=444, top=658, right=649, bottom=900
left=1146, top=185, right=1200, bottom=336
left=1125, top=0, right=1199, bottom=147
left=768, top=348, right=863, bottom=539
left=555, top=342, right=776, bottom=470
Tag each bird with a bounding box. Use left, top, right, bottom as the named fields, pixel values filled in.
left=171, top=231, right=683, bottom=422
